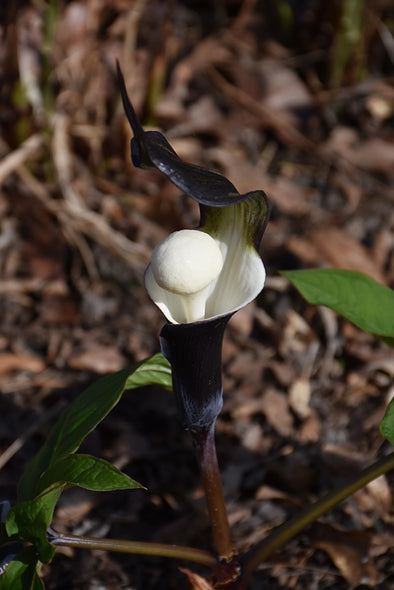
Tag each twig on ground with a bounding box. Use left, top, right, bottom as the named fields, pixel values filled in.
left=0, top=134, right=43, bottom=185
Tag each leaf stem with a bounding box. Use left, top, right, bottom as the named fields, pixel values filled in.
left=50, top=530, right=216, bottom=567
left=190, top=424, right=242, bottom=587
left=191, top=424, right=235, bottom=563
left=242, top=452, right=394, bottom=574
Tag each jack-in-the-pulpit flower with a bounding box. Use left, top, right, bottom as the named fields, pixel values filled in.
left=118, top=63, right=269, bottom=430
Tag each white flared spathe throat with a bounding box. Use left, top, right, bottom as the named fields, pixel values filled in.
left=145, top=203, right=266, bottom=325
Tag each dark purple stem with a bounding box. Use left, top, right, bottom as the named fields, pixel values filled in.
left=191, top=424, right=241, bottom=586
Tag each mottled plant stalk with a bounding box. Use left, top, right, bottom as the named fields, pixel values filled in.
left=191, top=423, right=240, bottom=586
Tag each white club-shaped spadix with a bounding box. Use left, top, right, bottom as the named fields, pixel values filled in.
left=146, top=229, right=223, bottom=323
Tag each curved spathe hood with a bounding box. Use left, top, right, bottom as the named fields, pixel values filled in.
left=116, top=63, right=269, bottom=326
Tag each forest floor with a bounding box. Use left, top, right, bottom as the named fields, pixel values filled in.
left=0, top=1, right=394, bottom=589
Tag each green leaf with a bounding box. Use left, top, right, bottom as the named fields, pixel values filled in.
left=0, top=547, right=44, bottom=590
left=18, top=354, right=170, bottom=502
left=6, top=490, right=60, bottom=564
left=125, top=353, right=172, bottom=391
left=281, top=269, right=394, bottom=347
left=36, top=454, right=143, bottom=495
left=380, top=398, right=394, bottom=445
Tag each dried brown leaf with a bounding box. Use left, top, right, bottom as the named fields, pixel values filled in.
left=205, top=147, right=313, bottom=216
left=366, top=475, right=393, bottom=516
left=259, top=58, right=313, bottom=112
left=261, top=388, right=294, bottom=437
left=179, top=567, right=214, bottom=590
left=288, top=378, right=311, bottom=419
left=289, top=226, right=385, bottom=283
left=312, top=524, right=379, bottom=588
left=67, top=343, right=126, bottom=374
left=298, top=412, right=321, bottom=443
left=323, top=127, right=394, bottom=176
left=0, top=352, right=45, bottom=375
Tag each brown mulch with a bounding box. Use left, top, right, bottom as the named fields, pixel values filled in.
left=0, top=1, right=394, bottom=589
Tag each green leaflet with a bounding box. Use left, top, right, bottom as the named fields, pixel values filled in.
left=4, top=455, right=141, bottom=566
left=125, top=353, right=172, bottom=391
left=36, top=454, right=143, bottom=495
left=18, top=353, right=171, bottom=502
left=281, top=269, right=394, bottom=347
left=380, top=398, right=394, bottom=446
left=6, top=490, right=60, bottom=564
left=0, top=547, right=44, bottom=590
left=2, top=354, right=171, bottom=578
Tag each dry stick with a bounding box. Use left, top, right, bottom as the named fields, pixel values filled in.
left=124, top=0, right=147, bottom=70
left=0, top=134, right=42, bottom=185
left=58, top=208, right=100, bottom=281
left=51, top=111, right=151, bottom=274
left=242, top=452, right=394, bottom=575
left=63, top=198, right=150, bottom=271
left=17, top=165, right=100, bottom=280
left=52, top=112, right=84, bottom=207
left=0, top=278, right=43, bottom=295
left=122, top=0, right=149, bottom=119
left=17, top=164, right=150, bottom=279
left=1, top=129, right=150, bottom=279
